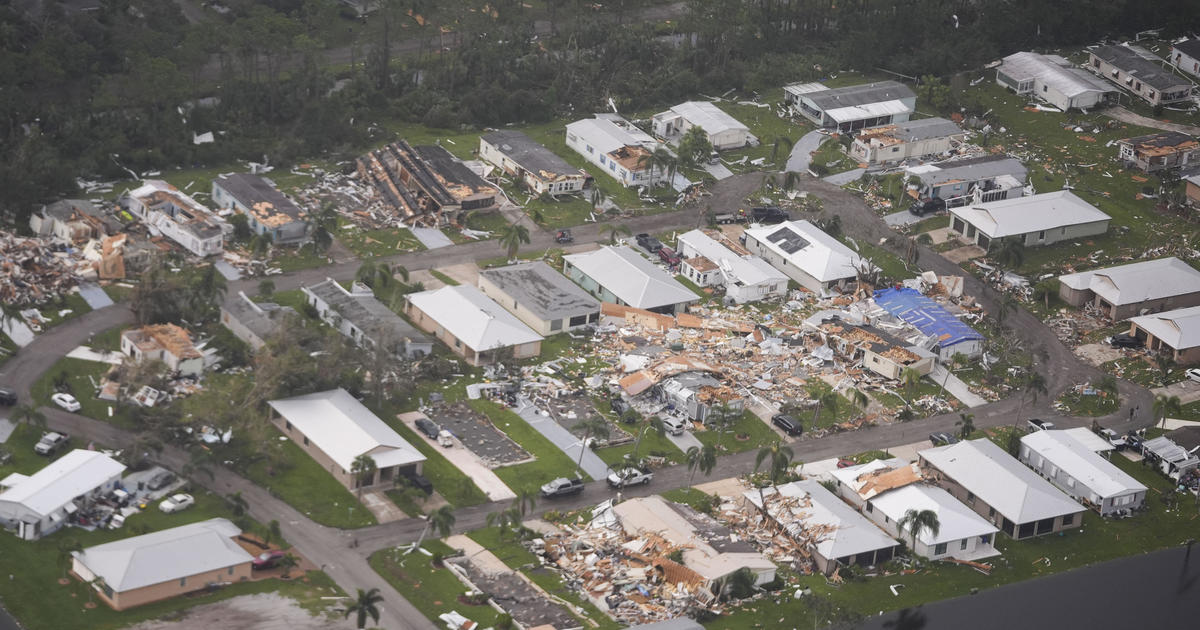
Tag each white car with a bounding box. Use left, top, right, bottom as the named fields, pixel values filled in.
left=1186, top=368, right=1200, bottom=383
left=159, top=493, right=195, bottom=513
left=51, top=393, right=81, bottom=412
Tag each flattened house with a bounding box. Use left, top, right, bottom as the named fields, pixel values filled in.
left=357, top=140, right=498, bottom=227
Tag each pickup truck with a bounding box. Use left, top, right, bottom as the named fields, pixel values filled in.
left=34, top=432, right=70, bottom=456
left=540, top=477, right=585, bottom=498
left=635, top=233, right=664, bottom=253
left=607, top=467, right=653, bottom=488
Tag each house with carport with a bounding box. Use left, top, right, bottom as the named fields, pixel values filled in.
left=784, top=81, right=916, bottom=133
left=1058, top=257, right=1200, bottom=321
left=907, top=155, right=1028, bottom=207
left=478, top=130, right=587, bottom=197
left=1088, top=44, right=1194, bottom=106
left=70, top=518, right=254, bottom=610
left=303, top=278, right=434, bottom=359
left=1128, top=305, right=1200, bottom=365
left=1019, top=430, right=1147, bottom=516
left=563, top=246, right=698, bottom=314
left=995, top=51, right=1116, bottom=111
left=675, top=229, right=788, bottom=304
left=740, top=220, right=862, bottom=294
left=920, top=439, right=1086, bottom=540
left=268, top=388, right=426, bottom=491
left=566, top=114, right=665, bottom=188
left=651, top=101, right=757, bottom=151
left=0, top=450, right=126, bottom=540
left=406, top=284, right=543, bottom=365
left=948, top=190, right=1110, bottom=250
left=476, top=261, right=601, bottom=336
left=849, top=118, right=966, bottom=165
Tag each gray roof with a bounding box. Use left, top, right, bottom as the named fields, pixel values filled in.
left=745, top=480, right=899, bottom=561
left=1059, top=257, right=1200, bottom=307
left=213, top=173, right=305, bottom=224
left=999, top=52, right=1115, bottom=98
left=222, top=291, right=295, bottom=341
left=1091, top=44, right=1193, bottom=91
left=478, top=261, right=600, bottom=321
left=804, top=81, right=915, bottom=111
left=920, top=439, right=1084, bottom=524
left=481, top=130, right=580, bottom=179
left=625, top=619, right=705, bottom=630
left=916, top=155, right=1028, bottom=188
left=72, top=518, right=253, bottom=592
left=563, top=246, right=698, bottom=310
left=869, top=117, right=965, bottom=142
left=1175, top=39, right=1200, bottom=60
left=304, top=278, right=431, bottom=347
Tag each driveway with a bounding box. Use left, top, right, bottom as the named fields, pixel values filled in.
left=1152, top=378, right=1200, bottom=405
left=785, top=129, right=827, bottom=172
left=398, top=412, right=517, bottom=502
left=883, top=209, right=923, bottom=227
left=514, top=397, right=610, bottom=480
left=1104, top=106, right=1200, bottom=135
left=822, top=167, right=866, bottom=186
left=665, top=428, right=703, bottom=453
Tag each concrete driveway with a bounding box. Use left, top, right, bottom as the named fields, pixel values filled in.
left=785, top=129, right=827, bottom=172
left=398, top=412, right=517, bottom=502
left=1152, top=377, right=1200, bottom=405
left=883, top=209, right=923, bottom=227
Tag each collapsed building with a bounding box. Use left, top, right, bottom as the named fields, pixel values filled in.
left=29, top=200, right=122, bottom=244
left=120, top=180, right=227, bottom=257
left=0, top=232, right=83, bottom=306
left=356, top=140, right=499, bottom=227
left=618, top=355, right=743, bottom=422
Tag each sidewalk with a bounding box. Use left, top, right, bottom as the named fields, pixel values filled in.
left=929, top=364, right=989, bottom=408
left=514, top=397, right=610, bottom=480
left=397, top=411, right=517, bottom=502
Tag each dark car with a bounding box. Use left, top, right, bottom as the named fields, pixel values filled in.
left=147, top=471, right=175, bottom=491
left=407, top=474, right=433, bottom=495
left=415, top=418, right=441, bottom=440
left=772, top=414, right=803, bottom=436
left=636, top=233, right=664, bottom=253
left=657, top=246, right=681, bottom=266
left=1110, top=333, right=1142, bottom=349
left=555, top=229, right=574, bottom=243
left=908, top=197, right=947, bottom=216
left=747, top=206, right=789, bottom=224
left=252, top=550, right=287, bottom=570
left=611, top=397, right=632, bottom=419
left=0, top=387, right=17, bottom=406
left=929, top=432, right=959, bottom=446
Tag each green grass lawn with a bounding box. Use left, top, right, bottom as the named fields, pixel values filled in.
left=1056, top=389, right=1120, bottom=417
left=809, top=136, right=858, bottom=175
left=594, top=424, right=684, bottom=468
left=0, top=491, right=343, bottom=630
left=87, top=326, right=125, bottom=353
left=31, top=357, right=137, bottom=429
left=522, top=194, right=597, bottom=229
left=428, top=270, right=460, bottom=286
left=695, top=411, right=780, bottom=455
left=384, top=414, right=490, bottom=508
left=660, top=487, right=719, bottom=514
left=337, top=222, right=426, bottom=259
left=674, top=274, right=713, bottom=302
left=469, top=399, right=590, bottom=495
left=0, top=423, right=67, bottom=477
left=269, top=244, right=331, bottom=272
left=370, top=541, right=507, bottom=630
left=240, top=439, right=377, bottom=529
left=0, top=331, right=16, bottom=367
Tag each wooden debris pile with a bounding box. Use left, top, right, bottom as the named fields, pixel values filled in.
left=0, top=231, right=82, bottom=306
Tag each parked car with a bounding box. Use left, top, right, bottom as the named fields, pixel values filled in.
left=34, top=431, right=70, bottom=456
left=252, top=550, right=287, bottom=570
left=555, top=229, right=574, bottom=244
left=908, top=197, right=947, bottom=216
left=661, top=416, right=687, bottom=436
left=607, top=467, right=653, bottom=488
left=158, top=493, right=195, bottom=513
left=437, top=430, right=455, bottom=447
left=611, top=397, right=632, bottom=419
left=713, top=213, right=745, bottom=225
left=415, top=418, right=441, bottom=440
left=1026, top=418, right=1055, bottom=432
left=1125, top=431, right=1145, bottom=452
left=51, top=392, right=81, bottom=412
left=0, top=447, right=11, bottom=466
left=772, top=414, right=803, bottom=436
left=1110, top=333, right=1142, bottom=349
left=746, top=206, right=789, bottom=223
left=540, top=477, right=586, bottom=498
left=1186, top=368, right=1200, bottom=383
left=406, top=473, right=433, bottom=495
left=636, top=233, right=664, bottom=253
left=657, top=246, right=681, bottom=267
left=929, top=432, right=959, bottom=446
left=147, top=470, right=176, bottom=491
left=1097, top=428, right=1127, bottom=450
left=836, top=458, right=857, bottom=468
left=0, top=387, right=17, bottom=406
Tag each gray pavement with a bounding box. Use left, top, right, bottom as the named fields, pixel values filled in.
left=1152, top=378, right=1200, bottom=405
left=822, top=167, right=866, bottom=185
left=514, top=397, right=610, bottom=480
left=410, top=227, right=454, bottom=250
left=665, top=428, right=703, bottom=453
left=786, top=129, right=827, bottom=172
left=929, top=364, right=989, bottom=408
left=883, top=208, right=924, bottom=227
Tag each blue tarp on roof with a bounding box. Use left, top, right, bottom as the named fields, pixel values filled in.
left=873, top=287, right=983, bottom=348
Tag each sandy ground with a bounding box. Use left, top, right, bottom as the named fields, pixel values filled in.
left=434, top=262, right=481, bottom=286
left=123, top=593, right=352, bottom=630
left=942, top=244, right=986, bottom=263
left=1075, top=342, right=1126, bottom=367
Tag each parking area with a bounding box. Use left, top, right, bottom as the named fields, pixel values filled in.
left=426, top=402, right=532, bottom=467
left=398, top=411, right=516, bottom=501
left=446, top=556, right=578, bottom=630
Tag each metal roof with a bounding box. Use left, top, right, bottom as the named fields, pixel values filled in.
left=478, top=261, right=600, bottom=322
left=676, top=229, right=787, bottom=288
left=566, top=116, right=657, bottom=155
left=1091, top=44, right=1194, bottom=91
left=920, top=439, right=1084, bottom=524
left=1174, top=39, right=1200, bottom=60
left=859, top=117, right=965, bottom=143
left=870, top=484, right=999, bottom=546
left=303, top=278, right=432, bottom=348
left=745, top=480, right=899, bottom=561
left=949, top=190, right=1110, bottom=239
left=563, top=246, right=698, bottom=310
left=913, top=155, right=1028, bottom=188
left=826, top=99, right=913, bottom=124
left=872, top=288, right=984, bottom=349
left=803, top=81, right=916, bottom=111
left=625, top=619, right=705, bottom=630
left=213, top=173, right=306, bottom=224
left=656, top=101, right=752, bottom=137
left=1020, top=430, right=1147, bottom=499
left=480, top=130, right=580, bottom=178
left=743, top=220, right=861, bottom=283
left=1130, top=305, right=1200, bottom=350
left=72, top=518, right=253, bottom=592
left=0, top=450, right=125, bottom=517
left=999, top=52, right=1115, bottom=98
left=406, top=284, right=543, bottom=352
left=268, top=388, right=425, bottom=471
left=1142, top=437, right=1200, bottom=470
left=1059, top=257, right=1200, bottom=307
left=222, top=291, right=294, bottom=342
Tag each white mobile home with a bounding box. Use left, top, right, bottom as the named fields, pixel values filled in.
left=651, top=101, right=757, bottom=151
left=675, top=229, right=787, bottom=304
left=741, top=220, right=862, bottom=294
left=1019, top=430, right=1147, bottom=516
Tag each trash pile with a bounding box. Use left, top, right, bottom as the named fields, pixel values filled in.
left=0, top=231, right=83, bottom=305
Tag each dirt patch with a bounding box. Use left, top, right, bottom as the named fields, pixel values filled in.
left=1075, top=342, right=1126, bottom=367
left=123, top=593, right=350, bottom=630
left=943, top=244, right=987, bottom=263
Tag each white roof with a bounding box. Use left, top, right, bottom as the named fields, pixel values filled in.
left=744, top=220, right=862, bottom=282
left=73, top=518, right=252, bottom=592
left=267, top=388, right=425, bottom=471
left=999, top=52, right=1115, bottom=98
left=564, top=246, right=698, bottom=310
left=1062, top=427, right=1115, bottom=453
left=407, top=285, right=542, bottom=352
left=658, top=101, right=751, bottom=137
left=784, top=82, right=829, bottom=96
left=1059, top=258, right=1200, bottom=307
left=676, top=229, right=787, bottom=288
left=920, top=439, right=1084, bottom=524
left=0, top=450, right=125, bottom=517
left=870, top=484, right=999, bottom=546
left=828, top=457, right=921, bottom=501
left=949, top=191, right=1111, bottom=238
left=1130, top=305, right=1200, bottom=351
left=825, top=99, right=913, bottom=123
left=567, top=115, right=657, bottom=154
left=745, top=480, right=898, bottom=560
left=1020, top=430, right=1147, bottom=499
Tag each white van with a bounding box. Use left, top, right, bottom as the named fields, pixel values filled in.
left=661, top=416, right=687, bottom=436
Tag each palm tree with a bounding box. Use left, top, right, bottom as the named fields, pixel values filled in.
left=848, top=388, right=869, bottom=411
left=511, top=490, right=537, bottom=519
left=278, top=553, right=299, bottom=578
left=991, top=236, right=1025, bottom=272
left=754, top=442, right=795, bottom=507
left=1014, top=370, right=1047, bottom=426
left=638, top=146, right=677, bottom=189
left=685, top=444, right=718, bottom=488
left=956, top=413, right=975, bottom=440
left=588, top=186, right=608, bottom=213
left=1154, top=394, right=1183, bottom=430
left=629, top=417, right=666, bottom=463
left=900, top=368, right=922, bottom=399
left=58, top=537, right=82, bottom=579
left=574, top=416, right=610, bottom=470
left=771, top=136, right=795, bottom=170
left=995, top=293, right=1019, bottom=327
left=309, top=202, right=339, bottom=254
left=498, top=223, right=531, bottom=260
left=810, top=388, right=839, bottom=429
left=351, top=454, right=378, bottom=497
left=225, top=491, right=249, bottom=517
left=11, top=404, right=46, bottom=430
left=411, top=505, right=456, bottom=552
left=599, top=223, right=631, bottom=245
left=1154, top=353, right=1177, bottom=386
left=342, top=587, right=384, bottom=629
left=897, top=508, right=940, bottom=553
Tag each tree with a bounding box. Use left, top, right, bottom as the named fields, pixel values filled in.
left=901, top=368, right=923, bottom=399
left=956, top=413, right=975, bottom=440
left=995, top=294, right=1019, bottom=328
left=266, top=519, right=282, bottom=546
left=1154, top=353, right=1177, bottom=386
left=310, top=202, right=339, bottom=254
left=685, top=444, right=718, bottom=487
left=574, top=416, right=610, bottom=471
left=897, top=508, right=940, bottom=552
left=1014, top=370, right=1048, bottom=426
left=498, top=223, right=531, bottom=260
left=600, top=223, right=632, bottom=245
left=638, top=146, right=678, bottom=188
left=351, top=454, right=378, bottom=497
left=629, top=417, right=666, bottom=462
left=411, top=505, right=456, bottom=552
left=754, top=442, right=794, bottom=507
left=1154, top=394, right=1183, bottom=430
left=226, top=491, right=249, bottom=517
left=229, top=213, right=252, bottom=242
left=258, top=279, right=276, bottom=298
left=189, top=264, right=228, bottom=323
left=848, top=388, right=869, bottom=410
left=716, top=567, right=757, bottom=601
left=917, top=75, right=951, bottom=110
left=342, top=587, right=384, bottom=629
left=677, top=126, right=714, bottom=171
left=11, top=404, right=46, bottom=431
left=1097, top=374, right=1119, bottom=399
left=991, top=237, right=1025, bottom=272
left=808, top=384, right=839, bottom=429
left=57, top=537, right=82, bottom=579
left=770, top=136, right=795, bottom=171
left=1032, top=278, right=1058, bottom=310
left=278, top=553, right=299, bottom=578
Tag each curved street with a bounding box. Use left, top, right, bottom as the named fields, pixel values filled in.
left=0, top=172, right=1158, bottom=629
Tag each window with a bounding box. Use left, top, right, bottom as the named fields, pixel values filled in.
left=285, top=421, right=292, bottom=431
left=960, top=539, right=968, bottom=550
left=866, top=502, right=873, bottom=513
left=228, top=567, right=235, bottom=575
left=934, top=543, right=947, bottom=555
left=586, top=144, right=594, bottom=154
left=966, top=492, right=975, bottom=505
left=988, top=506, right=995, bottom=518
left=302, top=436, right=309, bottom=446
left=180, top=577, right=187, bottom=587
left=1043, top=85, right=1048, bottom=92
left=1038, top=230, right=1045, bottom=241
left=550, top=319, right=563, bottom=331
left=1066, top=477, right=1075, bottom=488
left=1062, top=513, right=1074, bottom=526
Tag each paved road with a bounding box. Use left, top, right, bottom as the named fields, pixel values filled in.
left=858, top=543, right=1200, bottom=629
left=1104, top=106, right=1200, bottom=135
left=786, top=129, right=827, bottom=172
left=823, top=167, right=866, bottom=186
